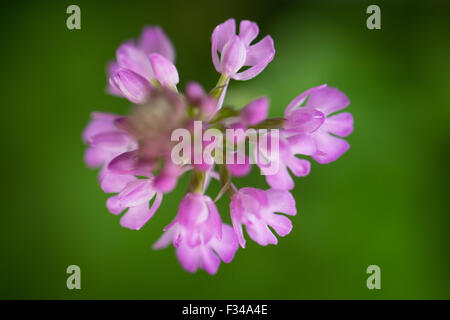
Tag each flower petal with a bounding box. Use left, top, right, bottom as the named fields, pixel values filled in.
left=185, top=82, right=205, bottom=103
left=116, top=43, right=154, bottom=79
left=89, top=131, right=130, bottom=151
left=265, top=189, right=297, bottom=216
left=230, top=199, right=247, bottom=248
left=84, top=147, right=110, bottom=168
left=153, top=227, right=176, bottom=250
left=106, top=195, right=125, bottom=215
left=241, top=97, right=268, bottom=125
left=312, top=130, right=350, bottom=164
left=322, top=112, right=354, bottom=137
left=120, top=192, right=162, bottom=230
left=106, top=62, right=122, bottom=95
left=116, top=180, right=154, bottom=208
left=284, top=107, right=325, bottom=133
left=209, top=224, right=239, bottom=263
left=220, top=36, right=247, bottom=76
left=284, top=84, right=327, bottom=115
left=176, top=244, right=200, bottom=273
left=286, top=156, right=311, bottom=177
left=99, top=167, right=136, bottom=193
left=233, top=36, right=275, bottom=81
left=139, top=26, right=175, bottom=62
left=108, top=150, right=154, bottom=177
left=245, top=216, right=278, bottom=246
left=264, top=163, right=294, bottom=190
left=239, top=20, right=259, bottom=46
left=149, top=53, right=179, bottom=86
left=306, top=86, right=350, bottom=116
left=110, top=69, right=152, bottom=104
left=211, top=18, right=236, bottom=71
left=82, top=112, right=119, bottom=143
left=287, top=133, right=316, bottom=156
left=199, top=246, right=221, bottom=275
left=263, top=213, right=293, bottom=237
left=227, top=159, right=251, bottom=177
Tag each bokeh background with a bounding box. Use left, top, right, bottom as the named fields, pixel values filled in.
left=1, top=0, right=449, bottom=299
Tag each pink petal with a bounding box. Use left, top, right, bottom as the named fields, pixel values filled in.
left=139, top=26, right=175, bottom=62
left=263, top=213, right=293, bottom=237
left=241, top=97, right=268, bottom=125
left=185, top=82, right=205, bottom=103
left=177, top=193, right=209, bottom=227
left=211, top=18, right=236, bottom=71
left=230, top=202, right=247, bottom=248
left=306, top=86, right=350, bottom=116
left=264, top=164, right=294, bottom=190
left=220, top=36, right=246, bottom=76
left=120, top=192, right=162, bottom=230
left=312, top=130, right=350, bottom=164
left=149, top=53, right=179, bottom=86
left=199, top=246, right=221, bottom=275
left=116, top=43, right=154, bottom=79
left=82, top=112, right=119, bottom=143
left=227, top=160, right=251, bottom=177
left=286, top=156, right=311, bottom=177
left=153, top=227, right=176, bottom=250
left=284, top=84, right=327, bottom=115
left=323, top=112, right=354, bottom=137
left=153, top=161, right=180, bottom=193
left=239, top=20, right=259, bottom=46
left=84, top=147, right=110, bottom=168
left=287, top=133, right=316, bottom=156
left=265, top=189, right=297, bottom=216
left=116, top=180, right=154, bottom=208
left=110, top=69, right=152, bottom=104
left=233, top=36, right=274, bottom=81
left=209, top=224, right=239, bottom=263
left=284, top=107, right=325, bottom=133
left=245, top=217, right=278, bottom=246
left=108, top=151, right=154, bottom=177
left=99, top=167, right=136, bottom=193
left=89, top=131, right=130, bottom=151
left=176, top=244, right=200, bottom=273
left=204, top=197, right=223, bottom=241
left=106, top=195, right=125, bottom=215
left=106, top=62, right=122, bottom=96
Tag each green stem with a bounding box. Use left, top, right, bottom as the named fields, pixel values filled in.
left=210, top=73, right=229, bottom=100
left=189, top=170, right=206, bottom=194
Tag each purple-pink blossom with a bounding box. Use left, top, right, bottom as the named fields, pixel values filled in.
left=153, top=193, right=238, bottom=274
left=284, top=84, right=354, bottom=164
left=83, top=19, right=354, bottom=275
left=212, top=19, right=275, bottom=80
left=107, top=26, right=178, bottom=103
left=230, top=188, right=297, bottom=247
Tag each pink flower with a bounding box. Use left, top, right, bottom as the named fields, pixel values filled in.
left=185, top=82, right=218, bottom=119
left=211, top=19, right=275, bottom=80
left=240, top=97, right=269, bottom=125
left=106, top=178, right=163, bottom=230
left=154, top=193, right=238, bottom=274
left=82, top=112, right=137, bottom=193
left=284, top=84, right=354, bottom=164
left=230, top=188, right=297, bottom=247
left=107, top=26, right=178, bottom=103
left=224, top=97, right=269, bottom=177
left=255, top=131, right=315, bottom=190
left=83, top=19, right=355, bottom=275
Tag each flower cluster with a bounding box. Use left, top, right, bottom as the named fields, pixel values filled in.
left=83, top=18, right=353, bottom=274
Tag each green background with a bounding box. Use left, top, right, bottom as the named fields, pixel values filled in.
left=1, top=0, right=449, bottom=299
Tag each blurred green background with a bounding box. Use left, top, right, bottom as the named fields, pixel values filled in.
left=1, top=0, right=449, bottom=299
